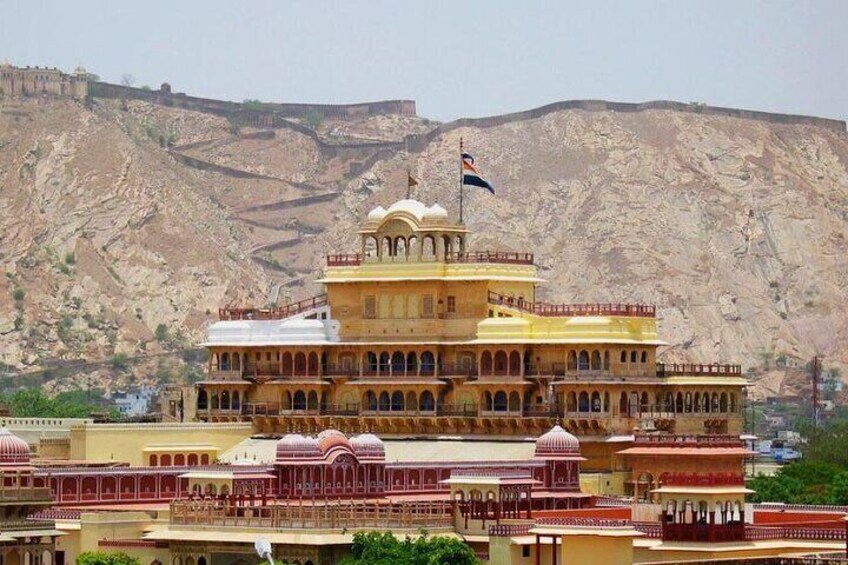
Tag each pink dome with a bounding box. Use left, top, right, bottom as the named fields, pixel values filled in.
left=276, top=434, right=322, bottom=462
left=316, top=429, right=354, bottom=458
left=534, top=425, right=581, bottom=459
left=350, top=433, right=386, bottom=461
left=0, top=427, right=31, bottom=465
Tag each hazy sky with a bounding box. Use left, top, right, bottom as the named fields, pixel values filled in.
left=2, top=0, right=846, bottom=122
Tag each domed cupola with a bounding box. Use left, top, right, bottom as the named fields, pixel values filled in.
left=534, top=425, right=582, bottom=460
left=350, top=433, right=386, bottom=462
left=0, top=427, right=31, bottom=466
left=316, top=429, right=354, bottom=458
left=276, top=433, right=322, bottom=463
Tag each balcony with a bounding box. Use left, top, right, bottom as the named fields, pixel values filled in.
left=489, top=291, right=655, bottom=318
left=218, top=294, right=327, bottom=321
left=326, top=251, right=534, bottom=267
left=656, top=363, right=743, bottom=378
left=0, top=487, right=53, bottom=503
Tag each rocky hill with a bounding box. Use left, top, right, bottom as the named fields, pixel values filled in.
left=1, top=95, right=846, bottom=397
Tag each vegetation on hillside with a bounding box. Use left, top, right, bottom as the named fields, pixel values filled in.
left=339, top=531, right=479, bottom=565
left=0, top=388, right=120, bottom=419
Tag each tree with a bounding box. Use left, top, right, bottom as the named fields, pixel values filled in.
left=340, top=531, right=479, bottom=565
left=154, top=323, right=169, bottom=342
left=120, top=74, right=135, bottom=87
left=77, top=552, right=140, bottom=565
left=303, top=108, right=324, bottom=129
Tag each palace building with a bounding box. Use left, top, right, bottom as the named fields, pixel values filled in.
left=196, top=198, right=748, bottom=492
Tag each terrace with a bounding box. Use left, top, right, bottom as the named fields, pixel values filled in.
left=488, top=291, right=656, bottom=318
left=326, top=250, right=534, bottom=267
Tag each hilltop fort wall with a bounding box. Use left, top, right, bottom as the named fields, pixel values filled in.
left=0, top=63, right=88, bottom=99
left=88, top=80, right=416, bottom=120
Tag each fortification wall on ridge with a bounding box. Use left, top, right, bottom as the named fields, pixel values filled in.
left=88, top=81, right=416, bottom=119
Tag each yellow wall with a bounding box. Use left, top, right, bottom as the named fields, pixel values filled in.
left=69, top=423, right=253, bottom=465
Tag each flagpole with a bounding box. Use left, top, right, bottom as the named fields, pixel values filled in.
left=459, top=137, right=464, bottom=224
left=406, top=167, right=411, bottom=199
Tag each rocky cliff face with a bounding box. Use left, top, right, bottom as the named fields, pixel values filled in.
left=1, top=96, right=846, bottom=396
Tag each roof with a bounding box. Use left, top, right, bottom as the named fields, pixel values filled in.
left=651, top=486, right=754, bottom=495
left=219, top=436, right=538, bottom=465
left=616, top=447, right=753, bottom=457
left=179, top=471, right=275, bottom=481
left=145, top=528, right=458, bottom=545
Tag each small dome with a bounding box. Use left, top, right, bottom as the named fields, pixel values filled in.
left=423, top=204, right=448, bottom=219
left=350, top=433, right=386, bottom=461
left=367, top=206, right=387, bottom=221
left=535, top=425, right=581, bottom=459
left=316, top=429, right=353, bottom=456
left=276, top=434, right=322, bottom=462
left=0, top=428, right=31, bottom=465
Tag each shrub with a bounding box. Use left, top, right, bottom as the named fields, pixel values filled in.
left=12, top=287, right=25, bottom=301
left=64, top=252, right=76, bottom=265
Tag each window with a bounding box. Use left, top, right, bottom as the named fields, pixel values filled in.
left=364, top=295, right=376, bottom=319
left=447, top=295, right=456, bottom=314
left=522, top=546, right=531, bottom=558
left=422, top=295, right=434, bottom=318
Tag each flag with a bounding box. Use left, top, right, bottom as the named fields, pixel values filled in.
left=461, top=152, right=494, bottom=194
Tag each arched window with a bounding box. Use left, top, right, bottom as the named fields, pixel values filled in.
left=379, top=391, right=390, bottom=411
left=282, top=352, right=293, bottom=374
left=307, top=391, right=318, bottom=410
left=149, top=455, right=158, bottom=467
left=366, top=351, right=378, bottom=372
left=481, top=351, right=493, bottom=374
left=161, top=454, right=172, bottom=466
left=293, top=352, right=306, bottom=375
left=421, top=351, right=435, bottom=374
left=508, top=391, right=520, bottom=412
left=578, top=392, right=590, bottom=412
left=420, top=390, right=435, bottom=411
left=188, top=453, right=198, bottom=466
left=210, top=392, right=218, bottom=410
left=232, top=391, right=240, bottom=410
left=619, top=392, right=629, bottom=416
left=509, top=351, right=521, bottom=374
left=391, top=391, right=404, bottom=411
left=395, top=237, right=407, bottom=258
left=220, top=353, right=231, bottom=371
left=197, top=390, right=208, bottom=410
left=591, top=391, right=601, bottom=412
left=568, top=351, right=578, bottom=371
left=365, top=390, right=378, bottom=411
left=591, top=351, right=601, bottom=370
left=382, top=236, right=392, bottom=258
left=685, top=393, right=692, bottom=413
left=391, top=351, right=405, bottom=374
left=730, top=393, right=738, bottom=413
left=620, top=351, right=627, bottom=363
left=630, top=351, right=637, bottom=363
left=494, top=351, right=508, bottom=374
left=641, top=351, right=648, bottom=363
left=493, top=391, right=508, bottom=412
left=307, top=352, right=319, bottom=375
left=566, top=392, right=577, bottom=412
left=407, top=236, right=418, bottom=259
left=220, top=391, right=230, bottom=410
left=174, top=454, right=185, bottom=466
left=293, top=390, right=307, bottom=411
left=604, top=392, right=610, bottom=412
left=483, top=391, right=493, bottom=411
left=578, top=351, right=590, bottom=371
left=406, top=351, right=418, bottom=373
left=675, top=392, right=683, bottom=413
left=603, top=351, right=610, bottom=370
left=694, top=392, right=701, bottom=413
left=379, top=352, right=391, bottom=373
left=364, top=236, right=378, bottom=258
left=233, top=353, right=241, bottom=371
left=422, top=236, right=436, bottom=259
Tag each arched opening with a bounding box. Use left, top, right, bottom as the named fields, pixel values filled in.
left=382, top=236, right=393, bottom=258
left=294, top=352, right=307, bottom=376
left=730, top=393, right=738, bottom=413
left=197, top=390, right=208, bottom=410
left=578, top=351, right=590, bottom=371
left=220, top=391, right=230, bottom=410
left=620, top=350, right=627, bottom=363
left=493, top=391, right=508, bottom=412
left=364, top=390, right=378, bottom=411
left=591, top=391, right=601, bottom=412
left=232, top=391, right=240, bottom=410
left=603, top=351, right=610, bottom=370
left=494, top=351, right=508, bottom=374
left=307, top=391, right=318, bottom=411
left=406, top=351, right=418, bottom=374
left=364, top=236, right=378, bottom=259
left=221, top=352, right=231, bottom=371
left=307, top=352, right=319, bottom=375
left=282, top=352, right=293, bottom=375
left=149, top=454, right=158, bottom=466
left=174, top=454, right=185, bottom=466
left=365, top=351, right=378, bottom=372
left=420, top=351, right=435, bottom=375
left=379, top=391, right=390, bottom=411
left=188, top=454, right=198, bottom=466
left=391, top=351, right=405, bottom=374
left=481, top=351, right=493, bottom=375
left=676, top=392, right=684, bottom=413
left=508, top=351, right=521, bottom=374
left=566, top=392, right=577, bottom=412
left=604, top=392, right=610, bottom=412
left=578, top=391, right=590, bottom=412
left=694, top=392, right=702, bottom=413
left=630, top=351, right=637, bottom=363
left=391, top=391, right=404, bottom=411
left=591, top=351, right=601, bottom=370
left=379, top=352, right=391, bottom=374
left=420, top=390, right=435, bottom=412
left=293, top=390, right=307, bottom=411
left=619, top=392, right=629, bottom=416
left=685, top=393, right=693, bottom=413
left=407, top=235, right=418, bottom=259
left=640, top=392, right=649, bottom=412
left=508, top=391, right=520, bottom=412
left=483, top=391, right=493, bottom=411
left=422, top=236, right=436, bottom=259
left=406, top=391, right=418, bottom=412
left=641, top=351, right=648, bottom=363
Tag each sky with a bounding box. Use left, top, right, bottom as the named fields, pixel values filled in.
left=2, top=0, right=846, bottom=122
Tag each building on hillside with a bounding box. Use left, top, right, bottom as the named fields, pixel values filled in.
left=111, top=388, right=157, bottom=418
left=0, top=63, right=88, bottom=99
left=196, top=198, right=748, bottom=493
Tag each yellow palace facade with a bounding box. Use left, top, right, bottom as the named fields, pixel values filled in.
left=198, top=199, right=746, bottom=471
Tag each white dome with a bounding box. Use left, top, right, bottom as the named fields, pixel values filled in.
left=350, top=433, right=386, bottom=461
left=276, top=434, right=322, bottom=461
left=423, top=204, right=448, bottom=219
left=535, top=425, right=581, bottom=459
left=367, top=206, right=387, bottom=221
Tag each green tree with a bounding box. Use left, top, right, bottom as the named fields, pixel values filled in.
left=303, top=108, right=324, bottom=129
left=154, top=323, right=169, bottom=342
left=340, top=531, right=478, bottom=565
left=77, top=552, right=141, bottom=565
left=111, top=353, right=130, bottom=371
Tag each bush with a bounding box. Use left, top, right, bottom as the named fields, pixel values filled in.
left=77, top=551, right=141, bottom=565
left=154, top=323, right=169, bottom=342
left=110, top=353, right=130, bottom=371
left=12, top=287, right=25, bottom=301
left=340, top=531, right=479, bottom=565
left=303, top=108, right=324, bottom=129
left=64, top=252, right=76, bottom=265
